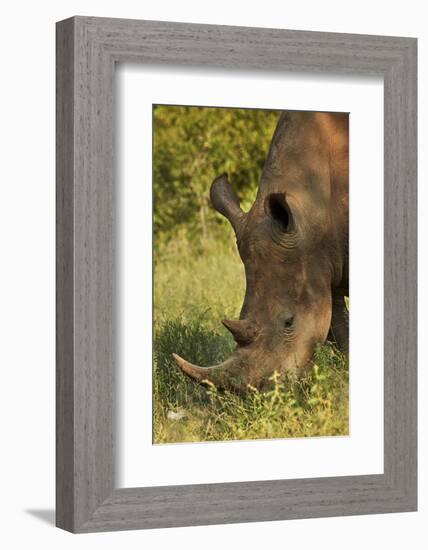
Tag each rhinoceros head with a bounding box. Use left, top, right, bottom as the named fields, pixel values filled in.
left=173, top=111, right=348, bottom=392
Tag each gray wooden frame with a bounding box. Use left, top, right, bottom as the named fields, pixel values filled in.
left=56, top=16, right=417, bottom=533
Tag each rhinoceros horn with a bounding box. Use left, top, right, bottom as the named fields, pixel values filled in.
left=172, top=352, right=250, bottom=393
left=172, top=319, right=260, bottom=392
left=222, top=319, right=260, bottom=346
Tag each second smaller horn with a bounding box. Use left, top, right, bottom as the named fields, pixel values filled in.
left=222, top=319, right=260, bottom=346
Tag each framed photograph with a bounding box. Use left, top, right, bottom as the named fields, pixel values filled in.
left=56, top=16, right=417, bottom=532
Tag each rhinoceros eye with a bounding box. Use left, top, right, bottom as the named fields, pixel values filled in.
left=265, top=193, right=292, bottom=232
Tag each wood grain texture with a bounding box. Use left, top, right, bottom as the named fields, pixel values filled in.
left=56, top=16, right=417, bottom=533
left=56, top=17, right=75, bottom=532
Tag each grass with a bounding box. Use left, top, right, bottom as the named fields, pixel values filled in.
left=153, top=234, right=349, bottom=444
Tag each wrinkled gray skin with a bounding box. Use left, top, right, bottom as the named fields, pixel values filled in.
left=173, top=111, right=349, bottom=392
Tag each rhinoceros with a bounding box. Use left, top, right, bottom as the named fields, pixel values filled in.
left=173, top=110, right=349, bottom=392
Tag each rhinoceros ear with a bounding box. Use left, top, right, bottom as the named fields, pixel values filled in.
left=210, top=173, right=244, bottom=232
